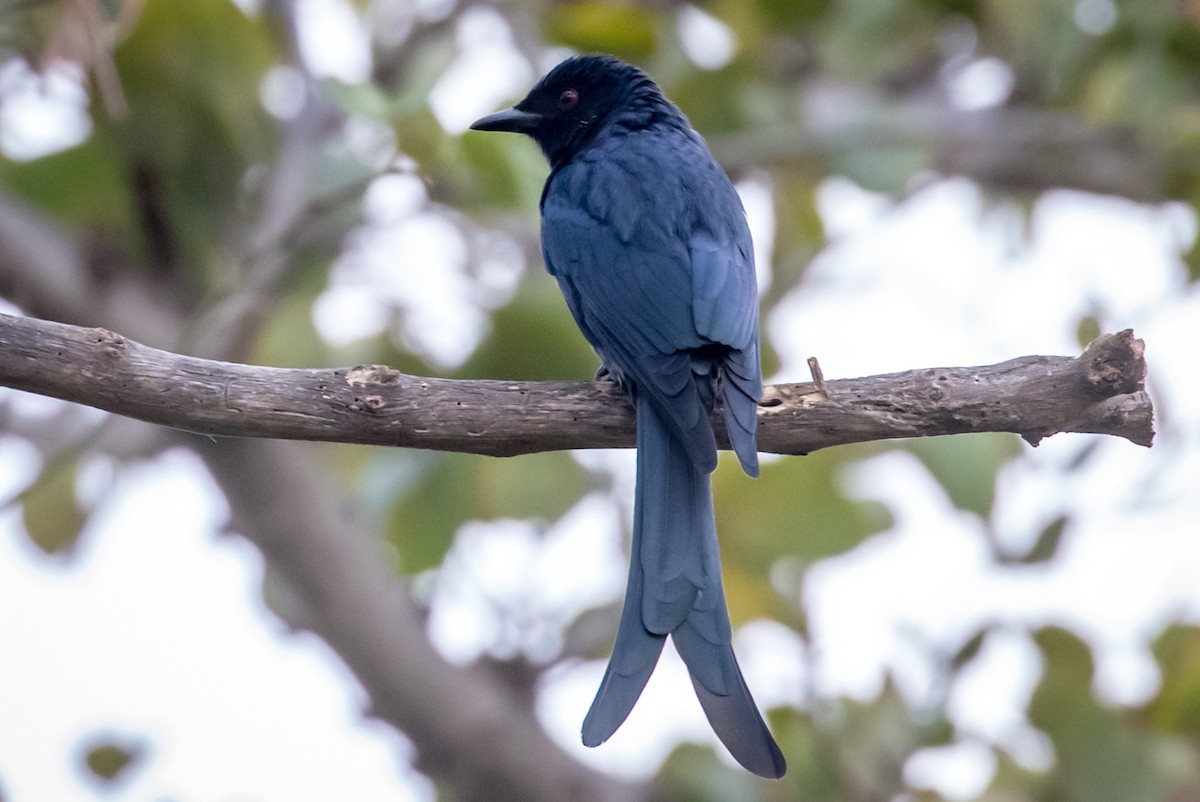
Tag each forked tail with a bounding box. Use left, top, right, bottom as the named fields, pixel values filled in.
left=581, top=393, right=785, bottom=779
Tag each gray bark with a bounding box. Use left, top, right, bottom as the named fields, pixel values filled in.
left=0, top=313, right=1155, bottom=455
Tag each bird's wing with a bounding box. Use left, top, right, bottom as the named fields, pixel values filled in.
left=541, top=140, right=759, bottom=471
left=688, top=213, right=762, bottom=476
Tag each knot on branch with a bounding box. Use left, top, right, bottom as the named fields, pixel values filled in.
left=87, top=327, right=127, bottom=359
left=345, top=364, right=403, bottom=387
left=1081, top=329, right=1146, bottom=396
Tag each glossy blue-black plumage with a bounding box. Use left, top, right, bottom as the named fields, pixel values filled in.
left=471, top=55, right=784, bottom=778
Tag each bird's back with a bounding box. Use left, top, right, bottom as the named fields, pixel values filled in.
left=541, top=118, right=761, bottom=471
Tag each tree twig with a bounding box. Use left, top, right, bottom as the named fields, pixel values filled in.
left=0, top=312, right=1154, bottom=454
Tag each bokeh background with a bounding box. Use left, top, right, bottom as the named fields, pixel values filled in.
left=2, top=1, right=1200, bottom=800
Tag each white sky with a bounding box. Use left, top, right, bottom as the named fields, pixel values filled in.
left=2, top=1, right=1199, bottom=800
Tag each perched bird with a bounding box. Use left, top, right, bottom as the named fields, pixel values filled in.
left=471, top=54, right=785, bottom=779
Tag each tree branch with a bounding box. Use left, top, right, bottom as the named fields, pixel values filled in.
left=713, top=89, right=1165, bottom=201
left=0, top=312, right=1154, bottom=453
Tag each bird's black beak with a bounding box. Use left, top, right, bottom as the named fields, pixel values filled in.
left=470, top=107, right=542, bottom=134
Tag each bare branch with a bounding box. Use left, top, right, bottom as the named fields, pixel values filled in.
left=713, top=92, right=1164, bottom=201
left=0, top=312, right=1154, bottom=453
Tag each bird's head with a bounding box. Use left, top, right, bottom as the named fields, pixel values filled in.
left=471, top=54, right=676, bottom=167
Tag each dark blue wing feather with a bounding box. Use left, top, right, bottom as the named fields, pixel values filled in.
left=541, top=131, right=760, bottom=471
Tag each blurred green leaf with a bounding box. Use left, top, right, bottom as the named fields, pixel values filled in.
left=1076, top=314, right=1102, bottom=349
left=1185, top=234, right=1200, bottom=282
left=1019, top=514, right=1068, bottom=564
left=765, top=707, right=846, bottom=802
left=104, top=0, right=276, bottom=275
left=457, top=123, right=549, bottom=212
left=0, top=131, right=134, bottom=232
left=1030, top=626, right=1162, bottom=802
left=836, top=678, right=929, bottom=798
left=817, top=0, right=943, bottom=83
left=1148, top=625, right=1200, bottom=735
left=114, top=0, right=274, bottom=156
left=385, top=450, right=590, bottom=573
left=950, top=628, right=989, bottom=671
left=80, top=736, right=144, bottom=785
left=458, top=279, right=600, bottom=381
left=659, top=741, right=770, bottom=801
left=906, top=434, right=1022, bottom=519
left=21, top=462, right=86, bottom=556
left=766, top=167, right=826, bottom=302
left=670, top=61, right=764, bottom=136
left=716, top=448, right=890, bottom=566
left=752, top=0, right=831, bottom=29
left=544, top=2, right=660, bottom=61
left=251, top=286, right=334, bottom=368
left=1030, top=626, right=1095, bottom=726
left=980, top=0, right=1083, bottom=99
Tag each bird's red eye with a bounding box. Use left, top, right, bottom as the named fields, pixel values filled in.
left=558, top=88, right=579, bottom=110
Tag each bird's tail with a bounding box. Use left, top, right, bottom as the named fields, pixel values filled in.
left=581, top=394, right=786, bottom=779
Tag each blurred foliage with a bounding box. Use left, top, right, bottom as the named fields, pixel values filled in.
left=79, top=734, right=144, bottom=787
left=1, top=0, right=1198, bottom=799
left=908, top=433, right=1022, bottom=519
left=382, top=449, right=592, bottom=572
left=19, top=457, right=87, bottom=555
left=545, top=1, right=661, bottom=60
